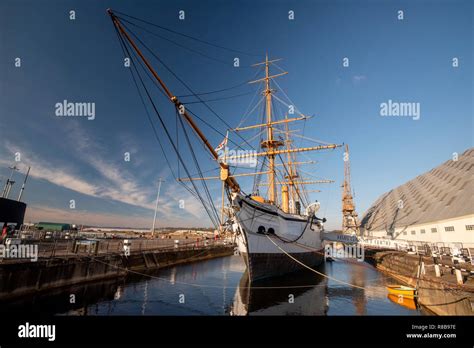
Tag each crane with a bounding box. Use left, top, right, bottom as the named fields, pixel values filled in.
left=342, top=144, right=360, bottom=235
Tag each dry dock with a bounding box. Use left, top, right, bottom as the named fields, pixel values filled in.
left=0, top=238, right=234, bottom=301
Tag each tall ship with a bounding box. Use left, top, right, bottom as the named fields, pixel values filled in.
left=227, top=55, right=339, bottom=280
left=107, top=9, right=341, bottom=282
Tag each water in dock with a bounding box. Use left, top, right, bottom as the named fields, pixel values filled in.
left=2, top=255, right=428, bottom=315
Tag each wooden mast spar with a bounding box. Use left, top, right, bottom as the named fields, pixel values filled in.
left=108, top=9, right=240, bottom=193
left=256, top=54, right=283, bottom=204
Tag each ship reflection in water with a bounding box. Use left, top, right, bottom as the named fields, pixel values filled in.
left=0, top=256, right=426, bottom=315
left=230, top=269, right=329, bottom=315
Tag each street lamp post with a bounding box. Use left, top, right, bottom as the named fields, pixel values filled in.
left=151, top=178, right=164, bottom=237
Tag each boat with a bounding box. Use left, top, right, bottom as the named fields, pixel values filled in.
left=224, top=56, right=340, bottom=281
left=387, top=294, right=417, bottom=310
left=386, top=285, right=417, bottom=299
left=0, top=165, right=30, bottom=242
left=106, top=9, right=341, bottom=283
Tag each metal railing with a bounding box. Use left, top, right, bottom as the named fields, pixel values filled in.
left=360, top=237, right=474, bottom=265
left=32, top=237, right=232, bottom=259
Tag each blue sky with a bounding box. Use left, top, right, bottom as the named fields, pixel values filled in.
left=0, top=0, right=472, bottom=229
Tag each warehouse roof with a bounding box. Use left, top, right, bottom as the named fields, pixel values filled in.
left=360, top=148, right=474, bottom=232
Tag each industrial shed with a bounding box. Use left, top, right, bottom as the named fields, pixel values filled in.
left=35, top=222, right=73, bottom=231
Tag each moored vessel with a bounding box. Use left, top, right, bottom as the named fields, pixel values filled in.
left=106, top=9, right=341, bottom=283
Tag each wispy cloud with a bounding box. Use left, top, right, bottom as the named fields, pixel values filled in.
left=0, top=122, right=215, bottom=226
left=64, top=123, right=210, bottom=220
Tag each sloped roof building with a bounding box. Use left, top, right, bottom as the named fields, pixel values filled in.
left=360, top=148, right=474, bottom=244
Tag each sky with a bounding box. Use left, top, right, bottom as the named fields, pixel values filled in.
left=0, top=0, right=472, bottom=230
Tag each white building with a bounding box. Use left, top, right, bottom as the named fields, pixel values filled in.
left=360, top=148, right=474, bottom=246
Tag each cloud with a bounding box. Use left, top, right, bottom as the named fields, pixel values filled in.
left=0, top=122, right=216, bottom=226
left=65, top=123, right=217, bottom=222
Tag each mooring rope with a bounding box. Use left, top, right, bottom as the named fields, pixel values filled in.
left=264, top=234, right=366, bottom=290
left=81, top=251, right=328, bottom=290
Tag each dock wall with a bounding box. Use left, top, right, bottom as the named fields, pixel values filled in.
left=368, top=250, right=474, bottom=315
left=0, top=245, right=234, bottom=301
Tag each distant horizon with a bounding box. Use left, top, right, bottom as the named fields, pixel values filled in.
left=22, top=220, right=215, bottom=231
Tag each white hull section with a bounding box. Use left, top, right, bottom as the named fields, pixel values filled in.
left=233, top=194, right=322, bottom=254
left=231, top=194, right=324, bottom=281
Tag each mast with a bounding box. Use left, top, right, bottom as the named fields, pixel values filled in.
left=220, top=134, right=228, bottom=233
left=283, top=113, right=298, bottom=213
left=107, top=9, right=239, bottom=192
left=249, top=54, right=286, bottom=204
left=245, top=57, right=341, bottom=206
left=264, top=54, right=277, bottom=204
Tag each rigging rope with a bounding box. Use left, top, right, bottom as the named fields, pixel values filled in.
left=113, top=20, right=206, bottom=204
left=265, top=235, right=366, bottom=290
left=118, top=20, right=292, bottom=186
left=112, top=24, right=178, bottom=181
left=115, top=17, right=319, bottom=211
left=176, top=109, right=221, bottom=227
left=113, top=10, right=263, bottom=57
left=115, top=23, right=206, bottom=203
left=178, top=80, right=255, bottom=98
left=181, top=90, right=255, bottom=104
left=115, top=23, right=221, bottom=228
left=234, top=81, right=265, bottom=129
left=116, top=16, right=245, bottom=67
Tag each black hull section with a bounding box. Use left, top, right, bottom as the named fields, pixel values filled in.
left=242, top=251, right=324, bottom=282
left=0, top=198, right=26, bottom=229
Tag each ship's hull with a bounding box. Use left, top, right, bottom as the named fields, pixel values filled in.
left=241, top=250, right=323, bottom=281
left=232, top=194, right=324, bottom=282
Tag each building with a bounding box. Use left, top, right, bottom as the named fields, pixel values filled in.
left=360, top=148, right=474, bottom=245
left=35, top=222, right=74, bottom=232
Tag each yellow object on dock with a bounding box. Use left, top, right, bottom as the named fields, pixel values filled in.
left=386, top=285, right=416, bottom=299
left=387, top=294, right=417, bottom=310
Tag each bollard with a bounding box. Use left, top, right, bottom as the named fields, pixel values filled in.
left=434, top=264, right=441, bottom=277
left=455, top=269, right=463, bottom=285
left=123, top=239, right=131, bottom=256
